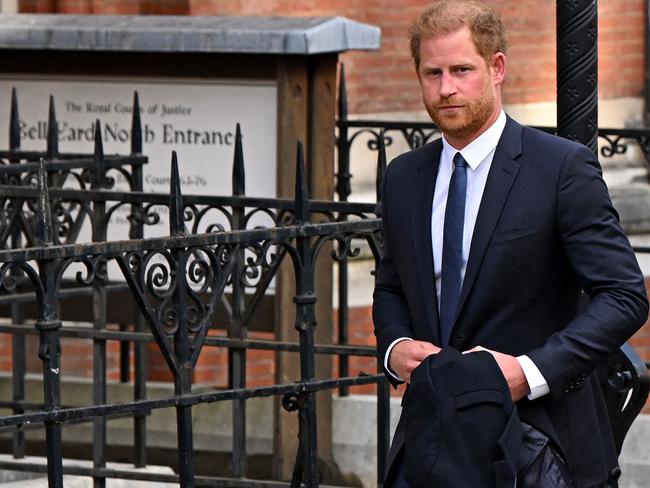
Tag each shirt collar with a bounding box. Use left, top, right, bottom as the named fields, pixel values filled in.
left=441, top=110, right=507, bottom=171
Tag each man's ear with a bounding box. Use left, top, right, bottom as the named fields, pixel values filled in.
left=491, top=52, right=507, bottom=85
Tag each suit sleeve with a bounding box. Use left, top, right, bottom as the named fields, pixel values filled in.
left=526, top=144, right=649, bottom=400
left=373, top=162, right=415, bottom=386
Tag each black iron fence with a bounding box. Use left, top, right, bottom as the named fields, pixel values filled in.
left=0, top=90, right=391, bottom=487
left=335, top=68, right=650, bottom=204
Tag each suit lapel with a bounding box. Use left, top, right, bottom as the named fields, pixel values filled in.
left=454, top=118, right=523, bottom=327
left=411, top=139, right=442, bottom=344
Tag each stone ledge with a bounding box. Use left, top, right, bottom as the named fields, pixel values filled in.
left=0, top=14, right=380, bottom=55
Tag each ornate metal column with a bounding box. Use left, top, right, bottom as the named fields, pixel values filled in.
left=557, top=0, right=598, bottom=154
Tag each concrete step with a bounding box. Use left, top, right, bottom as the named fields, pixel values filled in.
left=0, top=454, right=175, bottom=487
left=619, top=460, right=650, bottom=488
left=618, top=415, right=650, bottom=488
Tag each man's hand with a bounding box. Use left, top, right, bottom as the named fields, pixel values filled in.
left=389, top=340, right=440, bottom=383
left=466, top=346, right=530, bottom=401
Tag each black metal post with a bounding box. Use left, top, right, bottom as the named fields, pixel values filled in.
left=169, top=153, right=196, bottom=488
left=91, top=121, right=108, bottom=488
left=336, top=65, right=350, bottom=396
left=375, top=138, right=389, bottom=485
left=557, top=0, right=598, bottom=153
left=35, top=159, right=64, bottom=488
left=336, top=65, right=351, bottom=202
left=129, top=91, right=148, bottom=469
left=229, top=123, right=248, bottom=478
left=9, top=87, right=26, bottom=459
left=292, top=142, right=319, bottom=487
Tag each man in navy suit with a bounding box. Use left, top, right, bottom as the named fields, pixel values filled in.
left=372, top=1, right=649, bottom=487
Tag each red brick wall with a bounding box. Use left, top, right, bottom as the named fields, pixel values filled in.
left=23, top=334, right=126, bottom=381
left=188, top=0, right=645, bottom=114
left=0, top=334, right=12, bottom=372
left=147, top=330, right=275, bottom=386
left=16, top=0, right=645, bottom=114
left=16, top=0, right=53, bottom=12
left=599, top=0, right=646, bottom=99
left=18, top=0, right=189, bottom=14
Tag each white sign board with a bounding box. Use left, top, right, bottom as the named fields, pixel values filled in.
left=0, top=76, right=278, bottom=241
left=0, top=76, right=278, bottom=284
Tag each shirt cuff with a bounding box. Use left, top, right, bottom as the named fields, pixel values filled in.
left=384, top=337, right=413, bottom=382
left=517, top=354, right=550, bottom=400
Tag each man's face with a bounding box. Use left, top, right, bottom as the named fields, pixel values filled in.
left=417, top=26, right=505, bottom=148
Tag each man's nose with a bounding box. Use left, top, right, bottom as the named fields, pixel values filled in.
left=439, top=72, right=457, bottom=98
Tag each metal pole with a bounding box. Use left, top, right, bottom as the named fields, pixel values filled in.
left=169, top=153, right=195, bottom=488
left=336, top=65, right=350, bottom=396
left=230, top=123, right=247, bottom=478
left=557, top=0, right=598, bottom=153
left=35, top=159, right=63, bottom=488
left=9, top=87, right=25, bottom=459
left=293, top=142, right=319, bottom=487
left=130, top=91, right=148, bottom=469
left=375, top=136, right=389, bottom=486
left=91, top=121, right=107, bottom=488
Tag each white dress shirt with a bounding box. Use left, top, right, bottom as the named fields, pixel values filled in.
left=384, top=110, right=550, bottom=400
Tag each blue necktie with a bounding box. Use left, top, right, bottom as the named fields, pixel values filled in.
left=439, top=152, right=467, bottom=346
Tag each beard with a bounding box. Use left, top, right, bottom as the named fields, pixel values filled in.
left=425, top=86, right=496, bottom=142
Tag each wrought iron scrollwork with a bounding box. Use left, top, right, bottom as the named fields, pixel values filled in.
left=0, top=261, right=43, bottom=299
left=400, top=127, right=440, bottom=149
left=57, top=254, right=108, bottom=286
left=600, top=135, right=627, bottom=158
left=331, top=235, right=362, bottom=262
left=282, top=393, right=301, bottom=412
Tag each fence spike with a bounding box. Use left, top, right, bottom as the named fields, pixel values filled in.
left=35, top=158, right=53, bottom=245
left=131, top=91, right=143, bottom=154
left=338, top=63, right=348, bottom=121
left=232, top=123, right=245, bottom=196
left=294, top=140, right=309, bottom=224
left=336, top=64, right=351, bottom=201
left=9, top=87, right=20, bottom=150
left=169, top=151, right=185, bottom=236
left=93, top=119, right=105, bottom=189
left=46, top=95, right=58, bottom=159
left=376, top=133, right=387, bottom=202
